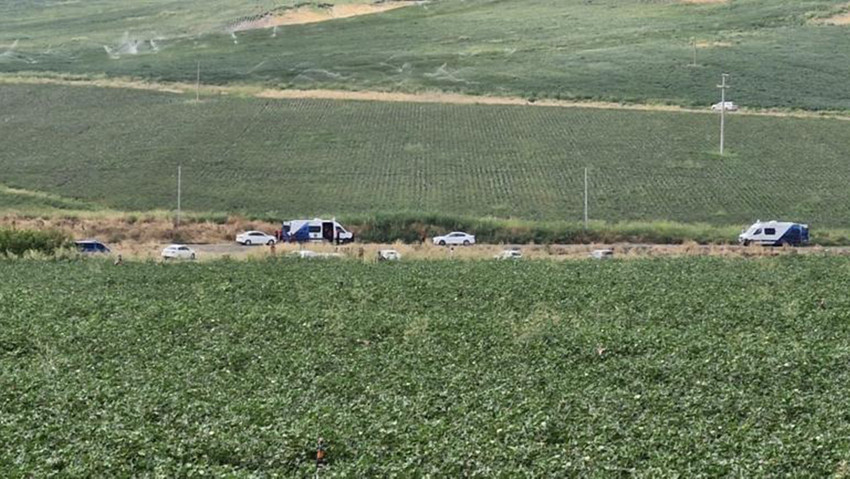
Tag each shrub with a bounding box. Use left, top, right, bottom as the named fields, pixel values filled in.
left=0, top=228, right=70, bottom=257
left=341, top=213, right=741, bottom=245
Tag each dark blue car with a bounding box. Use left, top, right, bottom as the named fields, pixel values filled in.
left=75, top=240, right=111, bottom=254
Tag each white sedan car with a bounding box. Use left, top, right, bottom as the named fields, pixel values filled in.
left=290, top=250, right=342, bottom=259
left=378, top=249, right=401, bottom=261
left=711, top=101, right=739, bottom=111
left=162, top=244, right=196, bottom=260
left=495, top=249, right=522, bottom=260
left=432, top=231, right=476, bottom=246
left=236, top=230, right=277, bottom=246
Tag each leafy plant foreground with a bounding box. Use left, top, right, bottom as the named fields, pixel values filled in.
left=2, top=257, right=850, bottom=476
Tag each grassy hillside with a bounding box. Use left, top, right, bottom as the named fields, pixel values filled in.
left=2, top=0, right=850, bottom=109
left=3, top=257, right=850, bottom=475
left=3, top=84, right=850, bottom=228
left=0, top=0, right=369, bottom=47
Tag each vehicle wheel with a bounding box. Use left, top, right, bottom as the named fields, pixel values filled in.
left=267, top=239, right=275, bottom=246
left=439, top=240, right=446, bottom=246
left=463, top=240, right=471, bottom=246
left=742, top=240, right=751, bottom=247
left=245, top=239, right=252, bottom=246
left=190, top=253, right=196, bottom=260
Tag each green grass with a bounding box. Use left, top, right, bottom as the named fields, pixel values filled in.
left=0, top=185, right=99, bottom=212
left=0, top=0, right=369, bottom=48
left=3, top=83, right=850, bottom=229
left=3, top=257, right=850, bottom=475
left=2, top=0, right=850, bottom=109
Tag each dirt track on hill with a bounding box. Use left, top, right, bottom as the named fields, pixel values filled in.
left=231, top=2, right=412, bottom=31
left=3, top=75, right=850, bottom=121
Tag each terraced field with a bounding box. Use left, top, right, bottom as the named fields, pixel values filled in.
left=3, top=257, right=850, bottom=476
left=3, top=83, right=850, bottom=228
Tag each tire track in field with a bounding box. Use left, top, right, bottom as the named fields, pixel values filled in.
left=3, top=75, right=850, bottom=121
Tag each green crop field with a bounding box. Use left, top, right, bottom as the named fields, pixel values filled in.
left=3, top=257, right=850, bottom=475
left=2, top=0, right=850, bottom=110
left=3, top=83, right=850, bottom=229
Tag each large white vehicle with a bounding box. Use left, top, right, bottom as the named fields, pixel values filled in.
left=432, top=231, right=476, bottom=246
left=278, top=218, right=354, bottom=244
left=236, top=230, right=277, bottom=246
left=738, top=220, right=809, bottom=246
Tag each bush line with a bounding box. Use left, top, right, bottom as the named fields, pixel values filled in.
left=0, top=228, right=70, bottom=257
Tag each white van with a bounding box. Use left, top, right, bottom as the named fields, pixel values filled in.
left=279, top=218, right=354, bottom=244
left=738, top=220, right=809, bottom=246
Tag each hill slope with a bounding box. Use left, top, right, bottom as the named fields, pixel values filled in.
left=2, top=0, right=850, bottom=109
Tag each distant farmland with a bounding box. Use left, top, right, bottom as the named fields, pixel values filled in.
left=2, top=0, right=850, bottom=110
left=3, top=84, right=850, bottom=227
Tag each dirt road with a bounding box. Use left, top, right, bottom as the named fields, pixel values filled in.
left=4, top=75, right=850, bottom=121
left=116, top=241, right=847, bottom=262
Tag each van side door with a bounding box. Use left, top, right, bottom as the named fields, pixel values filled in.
left=308, top=224, right=322, bottom=241
left=763, top=227, right=778, bottom=244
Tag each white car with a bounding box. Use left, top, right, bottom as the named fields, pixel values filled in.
left=432, top=231, right=476, bottom=246
left=495, top=249, right=522, bottom=260
left=711, top=101, right=738, bottom=111
left=161, top=244, right=196, bottom=260
left=378, top=249, right=401, bottom=261
left=290, top=250, right=342, bottom=259
left=590, top=249, right=614, bottom=260
left=236, top=230, right=277, bottom=246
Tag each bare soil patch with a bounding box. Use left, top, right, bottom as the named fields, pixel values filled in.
left=256, top=88, right=698, bottom=112
left=695, top=41, right=732, bottom=48
left=809, top=2, right=850, bottom=25
left=816, top=9, right=850, bottom=25
left=232, top=2, right=413, bottom=31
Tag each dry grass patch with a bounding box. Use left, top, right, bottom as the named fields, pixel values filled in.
left=0, top=214, right=278, bottom=246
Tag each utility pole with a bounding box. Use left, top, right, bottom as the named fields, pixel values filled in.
left=195, top=60, right=200, bottom=102
left=583, top=167, right=589, bottom=230
left=717, top=73, right=730, bottom=155
left=691, top=37, right=697, bottom=67
left=177, top=165, right=182, bottom=227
